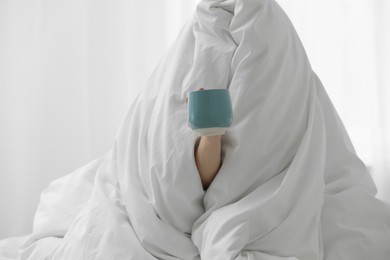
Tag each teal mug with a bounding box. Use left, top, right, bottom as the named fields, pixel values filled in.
left=188, top=89, right=233, bottom=136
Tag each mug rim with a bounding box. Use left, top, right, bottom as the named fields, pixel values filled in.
left=188, top=88, right=229, bottom=94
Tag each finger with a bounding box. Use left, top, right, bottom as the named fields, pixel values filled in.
left=186, top=88, right=204, bottom=104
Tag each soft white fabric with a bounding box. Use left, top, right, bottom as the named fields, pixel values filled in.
left=17, top=0, right=390, bottom=259
left=0, top=236, right=29, bottom=260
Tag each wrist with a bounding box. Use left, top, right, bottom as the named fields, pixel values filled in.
left=201, top=135, right=222, bottom=144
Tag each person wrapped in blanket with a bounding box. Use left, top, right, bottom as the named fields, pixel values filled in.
left=15, top=0, right=390, bottom=259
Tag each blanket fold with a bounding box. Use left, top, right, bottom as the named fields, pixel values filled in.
left=20, top=0, right=390, bottom=259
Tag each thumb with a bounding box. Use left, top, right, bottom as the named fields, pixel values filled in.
left=186, top=88, right=205, bottom=104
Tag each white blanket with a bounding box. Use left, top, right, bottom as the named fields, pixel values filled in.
left=19, top=0, right=390, bottom=259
